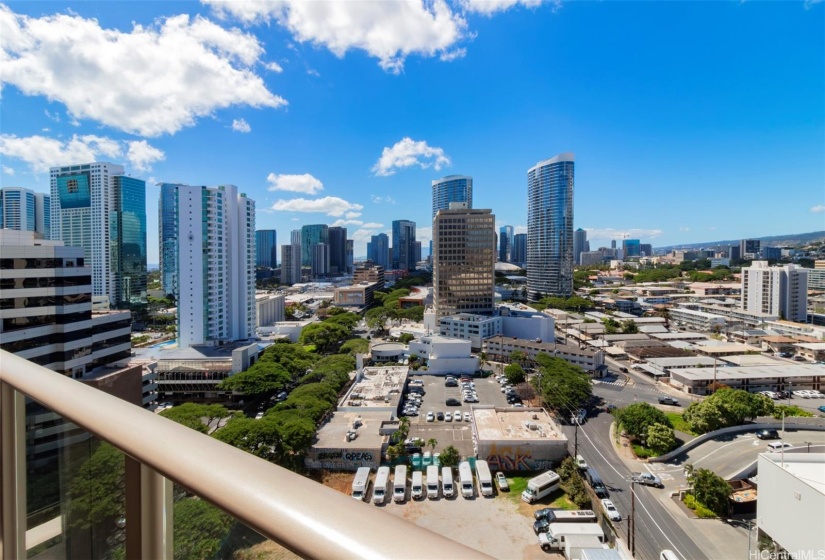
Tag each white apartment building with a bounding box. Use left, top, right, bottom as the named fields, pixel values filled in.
left=669, top=307, right=727, bottom=332
left=0, top=186, right=50, bottom=237
left=756, top=453, right=825, bottom=558
left=436, top=304, right=555, bottom=349
left=742, top=261, right=808, bottom=322
left=166, top=185, right=256, bottom=347
left=407, top=335, right=478, bottom=375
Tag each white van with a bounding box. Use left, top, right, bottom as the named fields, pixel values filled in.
left=441, top=466, right=455, bottom=498
left=351, top=467, right=371, bottom=501
left=521, top=470, right=561, bottom=503
left=476, top=460, right=494, bottom=497
left=372, top=466, right=390, bottom=504
left=767, top=442, right=794, bottom=452
left=459, top=461, right=474, bottom=498
left=411, top=470, right=424, bottom=500
left=426, top=465, right=440, bottom=499
left=393, top=465, right=407, bottom=502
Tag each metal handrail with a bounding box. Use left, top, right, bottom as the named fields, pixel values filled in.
left=0, top=350, right=490, bottom=560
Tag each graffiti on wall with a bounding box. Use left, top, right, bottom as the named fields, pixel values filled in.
left=306, top=449, right=377, bottom=471
left=485, top=443, right=555, bottom=472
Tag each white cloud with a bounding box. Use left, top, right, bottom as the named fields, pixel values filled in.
left=678, top=227, right=690, bottom=232
left=362, top=222, right=384, bottom=229
left=43, top=109, right=60, bottom=122
left=0, top=133, right=164, bottom=173
left=306, top=68, right=321, bottom=77
left=0, top=6, right=286, bottom=137
left=460, top=0, right=546, bottom=16
left=372, top=137, right=451, bottom=176
left=331, top=219, right=364, bottom=227
left=416, top=225, right=433, bottom=245
left=345, top=211, right=361, bottom=219
left=266, top=173, right=324, bottom=194
left=370, top=194, right=397, bottom=204
left=264, top=61, right=283, bottom=72
left=126, top=140, right=166, bottom=172
left=271, top=196, right=363, bottom=217
left=204, top=0, right=467, bottom=74
left=2, top=165, right=14, bottom=175
left=231, top=118, right=252, bottom=133
left=810, top=204, right=825, bottom=214
left=514, top=225, right=527, bottom=235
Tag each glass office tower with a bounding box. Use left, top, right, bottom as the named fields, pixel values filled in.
left=256, top=230, right=277, bottom=268
left=526, top=153, right=574, bottom=300
left=432, top=175, right=472, bottom=220
left=111, top=176, right=148, bottom=308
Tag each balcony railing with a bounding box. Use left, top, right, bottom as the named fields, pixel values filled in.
left=0, top=349, right=489, bottom=560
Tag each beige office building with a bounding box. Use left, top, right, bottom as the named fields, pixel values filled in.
left=433, top=203, right=496, bottom=318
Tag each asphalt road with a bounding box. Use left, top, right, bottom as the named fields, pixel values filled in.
left=562, top=413, right=707, bottom=560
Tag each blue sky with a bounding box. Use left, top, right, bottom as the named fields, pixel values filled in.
left=1, top=0, right=823, bottom=263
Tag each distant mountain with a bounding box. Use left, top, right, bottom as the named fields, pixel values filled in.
left=655, top=231, right=825, bottom=252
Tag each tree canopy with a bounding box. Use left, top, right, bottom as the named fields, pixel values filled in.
left=688, top=467, right=731, bottom=517
left=683, top=389, right=774, bottom=434
left=299, top=322, right=350, bottom=352
left=504, top=363, right=526, bottom=384
left=160, top=403, right=232, bottom=434
left=531, top=354, right=592, bottom=412
left=615, top=402, right=670, bottom=440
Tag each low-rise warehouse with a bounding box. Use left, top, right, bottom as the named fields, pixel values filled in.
left=471, top=406, right=568, bottom=471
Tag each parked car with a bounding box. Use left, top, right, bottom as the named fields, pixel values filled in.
left=767, top=442, right=794, bottom=452
left=533, top=518, right=551, bottom=534
left=445, top=379, right=458, bottom=387
left=619, top=367, right=629, bottom=373
left=464, top=412, right=472, bottom=422
left=446, top=398, right=461, bottom=406
left=818, top=405, right=825, bottom=413
left=436, top=411, right=445, bottom=421
left=496, top=472, right=509, bottom=491
left=793, top=390, right=813, bottom=398
left=808, top=390, right=824, bottom=398
left=426, top=411, right=435, bottom=422
left=756, top=429, right=780, bottom=440
left=575, top=455, right=588, bottom=471
left=658, top=396, right=680, bottom=406
left=601, top=499, right=622, bottom=521
left=445, top=412, right=452, bottom=422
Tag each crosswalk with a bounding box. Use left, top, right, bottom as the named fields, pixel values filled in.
left=594, top=378, right=627, bottom=387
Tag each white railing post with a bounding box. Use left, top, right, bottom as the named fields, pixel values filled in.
left=0, top=382, right=26, bottom=560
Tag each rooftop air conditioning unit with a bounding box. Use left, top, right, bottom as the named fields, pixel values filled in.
left=527, top=422, right=538, bottom=430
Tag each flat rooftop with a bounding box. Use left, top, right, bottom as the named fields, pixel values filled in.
left=646, top=356, right=717, bottom=368
left=672, top=363, right=825, bottom=381
left=472, top=407, right=566, bottom=442
left=720, top=354, right=786, bottom=367
left=158, top=342, right=259, bottom=361
left=651, top=332, right=710, bottom=341
left=343, top=366, right=408, bottom=408
left=761, top=453, right=825, bottom=495
left=313, top=411, right=393, bottom=449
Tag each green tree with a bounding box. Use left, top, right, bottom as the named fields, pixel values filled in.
left=439, top=445, right=461, bottom=467
left=510, top=350, right=527, bottom=365
left=173, top=497, right=233, bottom=560
left=340, top=338, right=370, bottom=355
left=160, top=403, right=232, bottom=434
left=504, top=363, right=526, bottom=384
left=683, top=389, right=775, bottom=434
left=218, top=362, right=292, bottom=397
left=602, top=317, right=620, bottom=334
left=299, top=322, right=350, bottom=352
left=683, top=400, right=725, bottom=434
left=690, top=468, right=731, bottom=517
left=66, top=442, right=124, bottom=530
left=365, top=307, right=390, bottom=333
left=621, top=320, right=639, bottom=334
left=615, top=402, right=670, bottom=440
left=646, top=422, right=677, bottom=455
left=427, top=438, right=438, bottom=453
left=531, top=354, right=592, bottom=412
left=398, top=332, right=415, bottom=344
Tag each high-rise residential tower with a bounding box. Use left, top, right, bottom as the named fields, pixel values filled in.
left=499, top=225, right=514, bottom=263
left=301, top=224, right=328, bottom=266
left=512, top=233, right=527, bottom=265
left=433, top=203, right=496, bottom=318
left=0, top=187, right=50, bottom=238
left=281, top=229, right=303, bottom=285
left=573, top=228, right=587, bottom=266
left=311, top=243, right=330, bottom=278
left=392, top=219, right=416, bottom=271
left=160, top=184, right=256, bottom=347
left=256, top=230, right=277, bottom=268
left=51, top=162, right=146, bottom=308
left=432, top=175, right=472, bottom=221
left=367, top=233, right=390, bottom=269
left=526, top=153, right=574, bottom=300
left=742, top=261, right=808, bottom=322
left=328, top=226, right=347, bottom=274
left=159, top=183, right=179, bottom=297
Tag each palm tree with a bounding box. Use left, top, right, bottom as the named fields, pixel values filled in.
left=427, top=438, right=438, bottom=454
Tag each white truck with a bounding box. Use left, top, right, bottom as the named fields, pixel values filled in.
left=476, top=460, right=494, bottom=497
left=351, top=467, right=371, bottom=501
left=442, top=466, right=455, bottom=498
left=459, top=461, right=474, bottom=498
left=411, top=470, right=424, bottom=500
left=372, top=466, right=390, bottom=504
left=537, top=523, right=605, bottom=552
left=426, top=465, right=440, bottom=499
left=521, top=470, right=561, bottom=503
left=393, top=465, right=407, bottom=502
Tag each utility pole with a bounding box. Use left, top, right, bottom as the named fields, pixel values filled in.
left=631, top=480, right=636, bottom=557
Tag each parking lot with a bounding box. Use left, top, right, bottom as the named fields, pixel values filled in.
left=405, top=374, right=512, bottom=458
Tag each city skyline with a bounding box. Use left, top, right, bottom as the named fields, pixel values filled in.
left=0, top=1, right=822, bottom=263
